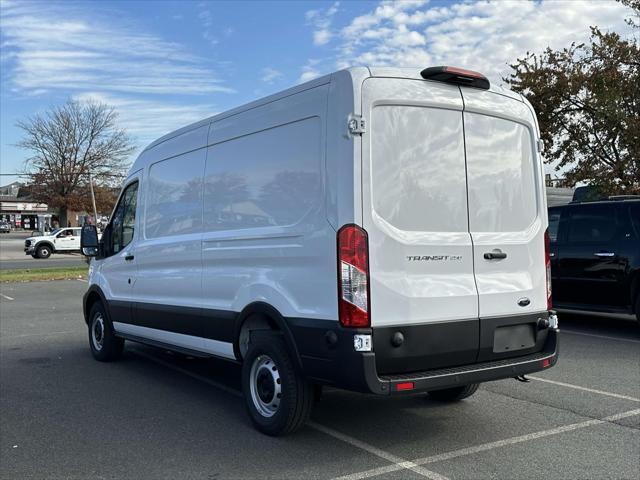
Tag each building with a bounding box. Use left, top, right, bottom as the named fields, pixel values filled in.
left=0, top=182, right=52, bottom=230
left=545, top=174, right=574, bottom=207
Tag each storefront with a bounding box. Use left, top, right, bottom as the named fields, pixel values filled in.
left=0, top=183, right=51, bottom=231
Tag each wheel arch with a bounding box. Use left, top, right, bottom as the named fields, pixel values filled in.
left=234, top=302, right=303, bottom=371
left=83, top=285, right=109, bottom=325
left=36, top=241, right=55, bottom=253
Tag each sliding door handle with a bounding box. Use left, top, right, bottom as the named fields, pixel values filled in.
left=124, top=254, right=135, bottom=261
left=484, top=251, right=507, bottom=260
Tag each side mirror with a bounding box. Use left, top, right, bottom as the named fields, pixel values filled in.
left=81, top=225, right=99, bottom=257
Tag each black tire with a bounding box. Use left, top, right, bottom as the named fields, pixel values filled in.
left=31, top=254, right=38, bottom=259
left=88, top=301, right=124, bottom=362
left=241, top=330, right=313, bottom=436
left=428, top=383, right=479, bottom=402
left=36, top=244, right=52, bottom=259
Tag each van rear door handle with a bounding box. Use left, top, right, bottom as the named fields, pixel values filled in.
left=124, top=254, right=135, bottom=261
left=594, top=252, right=615, bottom=257
left=484, top=251, right=507, bottom=260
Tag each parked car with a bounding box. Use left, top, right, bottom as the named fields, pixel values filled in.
left=549, top=198, right=640, bottom=323
left=80, top=65, right=558, bottom=436
left=24, top=227, right=82, bottom=258
left=0, top=221, right=10, bottom=233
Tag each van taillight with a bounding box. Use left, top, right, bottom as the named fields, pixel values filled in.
left=545, top=229, right=552, bottom=310
left=337, top=224, right=370, bottom=328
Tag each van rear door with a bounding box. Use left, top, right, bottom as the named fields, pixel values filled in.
left=361, top=78, right=479, bottom=374
left=461, top=89, right=548, bottom=362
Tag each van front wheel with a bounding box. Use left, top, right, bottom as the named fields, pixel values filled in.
left=242, top=331, right=313, bottom=436
left=88, top=302, right=124, bottom=362
left=428, top=383, right=479, bottom=402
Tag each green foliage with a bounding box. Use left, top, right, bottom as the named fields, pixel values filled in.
left=504, top=10, right=639, bottom=195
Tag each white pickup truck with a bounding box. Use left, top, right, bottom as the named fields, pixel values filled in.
left=25, top=227, right=82, bottom=258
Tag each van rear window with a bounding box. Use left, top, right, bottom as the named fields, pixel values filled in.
left=370, top=105, right=468, bottom=233
left=464, top=114, right=537, bottom=233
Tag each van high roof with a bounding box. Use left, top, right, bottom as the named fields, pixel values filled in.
left=142, top=66, right=524, bottom=153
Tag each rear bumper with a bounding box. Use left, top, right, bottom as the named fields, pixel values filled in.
left=379, top=329, right=558, bottom=394
left=289, top=316, right=559, bottom=395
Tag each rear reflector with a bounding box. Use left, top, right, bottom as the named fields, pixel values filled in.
left=337, top=224, right=370, bottom=328
left=542, top=358, right=552, bottom=368
left=396, top=382, right=415, bottom=391
left=420, top=66, right=490, bottom=90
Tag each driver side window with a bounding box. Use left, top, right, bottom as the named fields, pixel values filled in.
left=110, top=182, right=139, bottom=255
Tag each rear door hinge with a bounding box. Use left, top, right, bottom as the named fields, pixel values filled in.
left=348, top=115, right=366, bottom=136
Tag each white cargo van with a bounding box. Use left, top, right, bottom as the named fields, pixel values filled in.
left=81, top=66, right=559, bottom=436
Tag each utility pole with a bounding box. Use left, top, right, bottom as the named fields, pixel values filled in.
left=88, top=171, right=98, bottom=225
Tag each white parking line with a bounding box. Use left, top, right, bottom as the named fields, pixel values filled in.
left=134, top=349, right=448, bottom=480
left=528, top=376, right=640, bottom=403
left=76, top=278, right=88, bottom=283
left=562, top=329, right=640, bottom=344
left=310, top=421, right=449, bottom=480
left=0, top=294, right=14, bottom=300
left=338, top=409, right=640, bottom=480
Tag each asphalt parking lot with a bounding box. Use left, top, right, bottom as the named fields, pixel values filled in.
left=0, top=233, right=85, bottom=270
left=1, top=280, right=639, bottom=480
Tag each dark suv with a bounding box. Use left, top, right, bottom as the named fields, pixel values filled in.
left=548, top=198, right=640, bottom=323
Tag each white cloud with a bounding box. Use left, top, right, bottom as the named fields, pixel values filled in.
left=0, top=0, right=233, bottom=96
left=306, top=1, right=340, bottom=46
left=313, top=29, right=333, bottom=46
left=261, top=67, right=283, bottom=84
left=336, top=0, right=631, bottom=84
left=0, top=0, right=235, bottom=154
left=299, top=59, right=322, bottom=82
left=73, top=92, right=218, bottom=149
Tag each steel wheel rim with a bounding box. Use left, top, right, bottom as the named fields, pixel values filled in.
left=91, top=313, right=105, bottom=351
left=249, top=354, right=281, bottom=418
left=40, top=248, right=49, bottom=256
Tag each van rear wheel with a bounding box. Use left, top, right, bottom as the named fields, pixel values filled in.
left=242, top=330, right=313, bottom=436
left=428, top=383, right=479, bottom=402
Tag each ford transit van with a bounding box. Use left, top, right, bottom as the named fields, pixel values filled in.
left=81, top=66, right=559, bottom=436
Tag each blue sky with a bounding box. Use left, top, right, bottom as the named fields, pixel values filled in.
left=0, top=0, right=632, bottom=184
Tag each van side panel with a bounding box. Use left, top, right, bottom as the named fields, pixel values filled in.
left=131, top=125, right=208, bottom=352
left=325, top=68, right=370, bottom=229
left=201, top=85, right=336, bottom=327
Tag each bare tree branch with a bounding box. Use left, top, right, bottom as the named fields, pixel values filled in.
left=16, top=99, right=135, bottom=225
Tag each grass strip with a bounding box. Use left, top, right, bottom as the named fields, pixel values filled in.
left=0, top=265, right=88, bottom=283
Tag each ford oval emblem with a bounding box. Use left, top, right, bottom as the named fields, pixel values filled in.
left=518, top=297, right=531, bottom=307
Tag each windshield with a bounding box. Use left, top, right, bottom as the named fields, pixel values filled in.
left=49, top=228, right=62, bottom=236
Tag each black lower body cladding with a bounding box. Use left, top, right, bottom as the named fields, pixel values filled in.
left=83, top=289, right=558, bottom=396
left=288, top=312, right=558, bottom=395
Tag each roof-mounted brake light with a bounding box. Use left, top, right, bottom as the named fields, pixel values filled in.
left=420, top=66, right=490, bottom=90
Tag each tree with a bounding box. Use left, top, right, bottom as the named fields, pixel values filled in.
left=503, top=7, right=639, bottom=195
left=17, top=100, right=134, bottom=226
